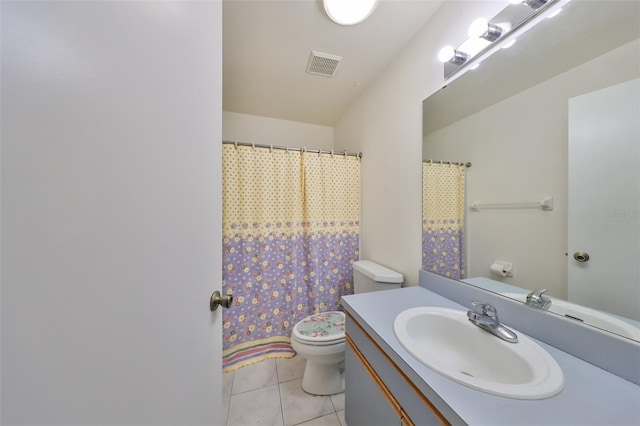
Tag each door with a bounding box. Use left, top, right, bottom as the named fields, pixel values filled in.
left=568, top=78, right=640, bottom=321
left=1, top=2, right=223, bottom=424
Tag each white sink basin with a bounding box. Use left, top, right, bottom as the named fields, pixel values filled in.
left=502, top=293, right=640, bottom=341
left=393, top=307, right=564, bottom=399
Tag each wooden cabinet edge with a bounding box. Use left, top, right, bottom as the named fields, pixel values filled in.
left=345, top=311, right=451, bottom=426
left=346, top=335, right=408, bottom=424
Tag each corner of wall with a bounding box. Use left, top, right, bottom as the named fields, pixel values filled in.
left=332, top=1, right=504, bottom=286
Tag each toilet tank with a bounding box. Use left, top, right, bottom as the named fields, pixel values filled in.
left=352, top=260, right=403, bottom=294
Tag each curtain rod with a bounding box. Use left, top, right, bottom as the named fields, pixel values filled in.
left=424, top=159, right=472, bottom=168
left=223, top=140, right=362, bottom=158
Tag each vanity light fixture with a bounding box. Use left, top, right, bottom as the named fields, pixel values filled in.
left=457, top=37, right=491, bottom=58
left=502, top=38, right=517, bottom=49
left=510, top=0, right=548, bottom=9
left=547, top=8, right=563, bottom=18
left=438, top=46, right=468, bottom=65
left=468, top=18, right=508, bottom=42
left=323, top=0, right=378, bottom=26
left=439, top=0, right=564, bottom=80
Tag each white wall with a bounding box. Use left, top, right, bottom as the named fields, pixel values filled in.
left=223, top=111, right=334, bottom=150
left=423, top=40, right=640, bottom=299
left=333, top=1, right=506, bottom=285
left=1, top=2, right=222, bottom=424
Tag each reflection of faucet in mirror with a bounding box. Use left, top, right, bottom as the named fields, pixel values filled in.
left=467, top=301, right=518, bottom=343
left=526, top=289, right=552, bottom=310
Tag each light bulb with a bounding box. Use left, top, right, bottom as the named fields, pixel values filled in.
left=468, top=18, right=490, bottom=38
left=438, top=46, right=455, bottom=63
left=458, top=38, right=490, bottom=58
left=437, top=46, right=467, bottom=65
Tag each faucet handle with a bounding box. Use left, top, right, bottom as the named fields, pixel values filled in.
left=527, top=288, right=551, bottom=309
left=530, top=288, right=549, bottom=298
left=471, top=301, right=497, bottom=317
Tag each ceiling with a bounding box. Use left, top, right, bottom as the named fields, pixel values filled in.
left=222, top=0, right=443, bottom=127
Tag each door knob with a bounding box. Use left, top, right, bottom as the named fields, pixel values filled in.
left=210, top=291, right=233, bottom=311
left=573, top=252, right=590, bottom=262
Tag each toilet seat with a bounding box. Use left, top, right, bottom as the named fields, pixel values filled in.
left=292, top=311, right=345, bottom=345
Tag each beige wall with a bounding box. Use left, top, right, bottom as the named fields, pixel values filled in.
left=223, top=111, right=334, bottom=150
left=333, top=1, right=506, bottom=285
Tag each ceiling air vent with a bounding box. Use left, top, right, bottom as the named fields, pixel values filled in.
left=306, top=51, right=342, bottom=77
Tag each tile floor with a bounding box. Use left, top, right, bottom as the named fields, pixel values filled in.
left=223, top=356, right=346, bottom=426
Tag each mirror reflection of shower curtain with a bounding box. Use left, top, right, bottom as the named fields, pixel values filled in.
left=422, top=163, right=466, bottom=279
left=221, top=145, right=360, bottom=372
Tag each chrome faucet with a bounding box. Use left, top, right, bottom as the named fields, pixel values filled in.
left=526, top=288, right=552, bottom=310
left=467, top=301, right=518, bottom=343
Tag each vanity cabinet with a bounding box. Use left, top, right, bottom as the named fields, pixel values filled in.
left=345, top=342, right=403, bottom=426
left=342, top=286, right=640, bottom=426
left=345, top=312, right=451, bottom=426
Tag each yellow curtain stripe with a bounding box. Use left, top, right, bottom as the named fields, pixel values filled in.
left=422, top=162, right=465, bottom=230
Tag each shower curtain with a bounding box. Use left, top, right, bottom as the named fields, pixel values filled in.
left=422, top=162, right=466, bottom=279
left=221, top=145, right=360, bottom=372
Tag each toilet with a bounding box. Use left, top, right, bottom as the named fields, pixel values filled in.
left=291, top=260, right=403, bottom=395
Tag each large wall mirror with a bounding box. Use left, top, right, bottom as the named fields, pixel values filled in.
left=422, top=0, right=640, bottom=342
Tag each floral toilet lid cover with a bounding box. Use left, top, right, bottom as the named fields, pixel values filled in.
left=293, top=311, right=346, bottom=343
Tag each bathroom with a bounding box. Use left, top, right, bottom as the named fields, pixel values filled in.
left=222, top=0, right=640, bottom=424
left=2, top=1, right=638, bottom=425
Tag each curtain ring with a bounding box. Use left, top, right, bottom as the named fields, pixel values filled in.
left=343, top=150, right=347, bottom=157
left=269, top=144, right=273, bottom=153
left=302, top=147, right=306, bottom=153
left=251, top=142, right=255, bottom=149
left=286, top=146, right=289, bottom=153
left=234, top=141, right=238, bottom=149
left=331, top=150, right=334, bottom=157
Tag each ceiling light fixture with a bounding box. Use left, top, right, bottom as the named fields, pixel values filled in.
left=323, top=0, right=378, bottom=26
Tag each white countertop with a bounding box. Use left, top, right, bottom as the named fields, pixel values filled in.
left=342, top=286, right=640, bottom=426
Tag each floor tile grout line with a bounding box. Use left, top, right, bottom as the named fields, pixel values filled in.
left=290, top=412, right=340, bottom=426
left=223, top=396, right=230, bottom=426
left=225, top=358, right=347, bottom=426
left=275, top=360, right=286, bottom=426
left=223, top=370, right=233, bottom=426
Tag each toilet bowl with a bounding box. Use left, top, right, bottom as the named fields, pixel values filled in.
left=291, top=260, right=404, bottom=395
left=291, top=311, right=346, bottom=395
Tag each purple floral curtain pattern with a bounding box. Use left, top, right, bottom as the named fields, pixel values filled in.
left=222, top=145, right=360, bottom=372
left=422, top=162, right=466, bottom=279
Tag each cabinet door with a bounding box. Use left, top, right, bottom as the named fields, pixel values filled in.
left=345, top=344, right=402, bottom=426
